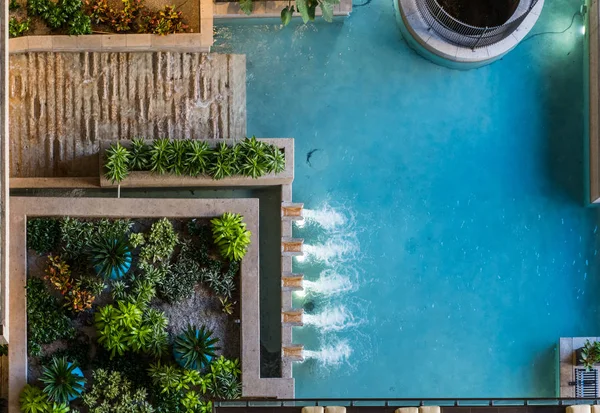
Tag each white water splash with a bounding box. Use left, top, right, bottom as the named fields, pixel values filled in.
left=303, top=269, right=355, bottom=295
left=303, top=341, right=352, bottom=366
left=296, top=204, right=347, bottom=230
left=303, top=306, right=360, bottom=332
left=299, top=235, right=359, bottom=266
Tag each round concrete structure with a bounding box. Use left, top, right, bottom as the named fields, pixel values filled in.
left=395, top=0, right=544, bottom=69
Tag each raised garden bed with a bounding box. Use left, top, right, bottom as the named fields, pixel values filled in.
left=99, top=138, right=295, bottom=188
left=8, top=197, right=267, bottom=412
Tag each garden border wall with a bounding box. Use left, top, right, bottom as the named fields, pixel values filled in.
left=8, top=197, right=293, bottom=413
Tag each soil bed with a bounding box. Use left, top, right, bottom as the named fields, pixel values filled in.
left=437, top=0, right=519, bottom=27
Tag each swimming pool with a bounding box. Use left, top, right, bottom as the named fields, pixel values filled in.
left=212, top=0, right=600, bottom=398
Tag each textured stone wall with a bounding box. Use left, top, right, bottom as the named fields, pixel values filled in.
left=1, top=0, right=9, bottom=342
left=9, top=52, right=246, bottom=177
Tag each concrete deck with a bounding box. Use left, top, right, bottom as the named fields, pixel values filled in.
left=8, top=52, right=247, bottom=178
left=8, top=197, right=293, bottom=413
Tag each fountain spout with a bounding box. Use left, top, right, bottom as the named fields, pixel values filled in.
left=282, top=273, right=304, bottom=291
left=282, top=309, right=304, bottom=326
left=282, top=237, right=304, bottom=256
left=282, top=202, right=304, bottom=221
left=282, top=345, right=304, bottom=362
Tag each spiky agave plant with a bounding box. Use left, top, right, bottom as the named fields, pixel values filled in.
left=39, top=357, right=86, bottom=403
left=89, top=235, right=132, bottom=279
left=149, top=138, right=172, bottom=174
left=20, top=384, right=50, bottom=413
left=167, top=139, right=188, bottom=176
left=210, top=212, right=251, bottom=262
left=129, top=138, right=151, bottom=171
left=185, top=140, right=211, bottom=176
left=173, top=324, right=220, bottom=370
left=264, top=145, right=286, bottom=174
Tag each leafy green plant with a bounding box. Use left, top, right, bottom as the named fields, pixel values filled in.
left=27, top=279, right=75, bottom=356
left=68, top=11, right=92, bottom=34
left=210, top=213, right=251, bottom=262
left=129, top=138, right=151, bottom=170
left=9, top=17, right=30, bottom=38
left=28, top=0, right=91, bottom=34
left=89, top=235, right=132, bottom=279
left=281, top=0, right=339, bottom=25
left=204, top=262, right=237, bottom=300
left=139, top=218, right=178, bottom=265
left=27, top=218, right=60, bottom=254
left=148, top=362, right=211, bottom=412
left=205, top=356, right=241, bottom=400
left=149, top=138, right=172, bottom=174
left=40, top=357, right=86, bottom=403
left=83, top=369, right=154, bottom=413
left=0, top=344, right=8, bottom=357
left=240, top=0, right=253, bottom=14
left=173, top=325, right=220, bottom=370
left=158, top=241, right=201, bottom=303
left=581, top=339, right=600, bottom=371
left=220, top=297, right=236, bottom=315
left=167, top=140, right=188, bottom=176
left=129, top=232, right=145, bottom=248
left=208, top=142, right=235, bottom=180
left=9, top=0, right=21, bottom=11
left=45, top=255, right=96, bottom=312
left=185, top=141, right=211, bottom=176
left=265, top=145, right=286, bottom=174
left=20, top=385, right=50, bottom=413
left=104, top=142, right=131, bottom=183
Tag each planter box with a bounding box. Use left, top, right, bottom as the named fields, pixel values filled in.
left=213, top=0, right=352, bottom=18
left=99, top=138, right=294, bottom=188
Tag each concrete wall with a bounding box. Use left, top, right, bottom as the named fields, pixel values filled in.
left=1, top=0, right=9, bottom=343
left=9, top=52, right=247, bottom=178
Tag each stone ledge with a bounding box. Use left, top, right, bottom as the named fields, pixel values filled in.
left=8, top=197, right=293, bottom=413
left=9, top=33, right=213, bottom=54
left=99, top=138, right=295, bottom=188
left=213, top=0, right=351, bottom=19
left=396, top=0, right=544, bottom=66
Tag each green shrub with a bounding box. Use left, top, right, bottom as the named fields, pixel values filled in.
left=40, top=357, right=86, bottom=403
left=173, top=325, right=219, bottom=371
left=95, top=300, right=168, bottom=358
left=129, top=232, right=145, bottom=248
left=40, top=337, right=90, bottom=370
left=148, top=362, right=211, bottom=412
left=102, top=138, right=285, bottom=182
left=9, top=0, right=20, bottom=11
left=89, top=235, right=132, bottom=279
left=581, top=339, right=600, bottom=370
left=204, top=261, right=238, bottom=300
left=158, top=242, right=201, bottom=303
left=82, top=369, right=154, bottom=413
left=205, top=356, right=241, bottom=400
left=210, top=213, right=251, bottom=262
left=139, top=218, right=178, bottom=266
left=27, top=0, right=91, bottom=35
left=9, top=17, right=30, bottom=38
left=27, top=218, right=60, bottom=255
left=104, top=142, right=131, bottom=183
left=26, top=279, right=75, bottom=356
left=59, top=217, right=95, bottom=261
left=20, top=385, right=50, bottom=413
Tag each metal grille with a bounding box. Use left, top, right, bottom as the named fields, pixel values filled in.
left=415, top=0, right=539, bottom=49
left=576, top=368, right=599, bottom=398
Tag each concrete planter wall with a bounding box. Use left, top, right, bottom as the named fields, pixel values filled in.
left=99, top=138, right=294, bottom=188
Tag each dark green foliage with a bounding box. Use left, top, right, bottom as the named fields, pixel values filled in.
left=129, top=138, right=151, bottom=171
left=205, top=356, right=241, bottom=400
left=167, top=140, right=188, bottom=176
left=60, top=217, right=131, bottom=263
left=9, top=0, right=20, bottom=11
left=104, top=142, right=131, bottom=183
left=83, top=369, right=154, bottom=413
left=158, top=242, right=201, bottom=303
left=0, top=344, right=7, bottom=357
left=26, top=279, right=75, bottom=357
left=204, top=261, right=238, bottom=299
left=27, top=0, right=91, bottom=34
left=89, top=235, right=132, bottom=279
left=210, top=212, right=251, bottom=262
left=92, top=349, right=152, bottom=391
left=149, top=138, right=172, bottom=174
left=27, top=218, right=60, bottom=255
left=185, top=141, right=211, bottom=176
left=40, top=357, right=86, bottom=403
left=9, top=17, right=30, bottom=38
left=40, top=337, right=90, bottom=370
left=20, top=385, right=50, bottom=413
left=103, top=138, right=285, bottom=182
left=173, top=325, right=219, bottom=370
left=239, top=0, right=253, bottom=14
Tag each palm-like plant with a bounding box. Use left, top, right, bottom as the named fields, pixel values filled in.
left=173, top=324, right=220, bottom=370
left=20, top=384, right=50, bottom=413
left=89, top=235, right=132, bottom=279
left=149, top=138, right=172, bottom=174
left=129, top=138, right=151, bottom=171
left=264, top=145, right=286, bottom=174
left=104, top=142, right=131, bottom=183
left=210, top=212, right=251, bottom=262
left=167, top=140, right=188, bottom=176
left=208, top=142, right=235, bottom=180
left=185, top=141, right=211, bottom=175
left=39, top=357, right=86, bottom=403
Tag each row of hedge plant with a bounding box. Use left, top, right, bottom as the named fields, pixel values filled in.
left=104, top=137, right=286, bottom=183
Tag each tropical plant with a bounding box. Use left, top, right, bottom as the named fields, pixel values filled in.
left=9, top=0, right=20, bottom=11
left=220, top=297, right=236, bottom=315
left=205, top=356, right=241, bottom=400
left=283, top=0, right=339, bottom=25
left=9, top=17, right=30, bottom=38
left=129, top=232, right=145, bottom=248
left=210, top=213, right=251, bottom=262
left=581, top=339, right=600, bottom=371
left=149, top=138, right=172, bottom=174
left=104, top=142, right=131, bottom=183
left=89, top=235, right=132, bottom=279
left=148, top=362, right=211, bottom=412
left=59, top=217, right=96, bottom=261
left=208, top=142, right=235, bottom=180
left=26, top=279, right=75, bottom=356
left=20, top=385, right=50, bottom=413
left=167, top=140, right=188, bottom=175
left=185, top=141, right=211, bottom=176
left=173, top=325, right=220, bottom=370
left=0, top=344, right=7, bottom=357
left=139, top=5, right=189, bottom=35
left=44, top=255, right=96, bottom=312
left=27, top=218, right=60, bottom=254
left=158, top=241, right=201, bottom=303
left=28, top=0, right=91, bottom=34
left=40, top=357, right=86, bottom=403
left=139, top=218, right=178, bottom=265
left=83, top=369, right=154, bottom=413
left=204, top=263, right=237, bottom=300
left=264, top=145, right=286, bottom=174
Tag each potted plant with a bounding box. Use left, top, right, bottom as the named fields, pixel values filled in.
left=577, top=340, right=600, bottom=370
left=39, top=357, right=86, bottom=403
left=89, top=235, right=132, bottom=279
left=173, top=324, right=220, bottom=370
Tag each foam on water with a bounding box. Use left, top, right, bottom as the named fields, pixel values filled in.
left=296, top=204, right=348, bottom=230
left=302, top=305, right=361, bottom=331
left=299, top=234, right=359, bottom=266
left=303, top=269, right=356, bottom=295
left=303, top=341, right=352, bottom=366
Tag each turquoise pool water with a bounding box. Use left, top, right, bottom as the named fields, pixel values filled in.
left=212, top=0, right=600, bottom=398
